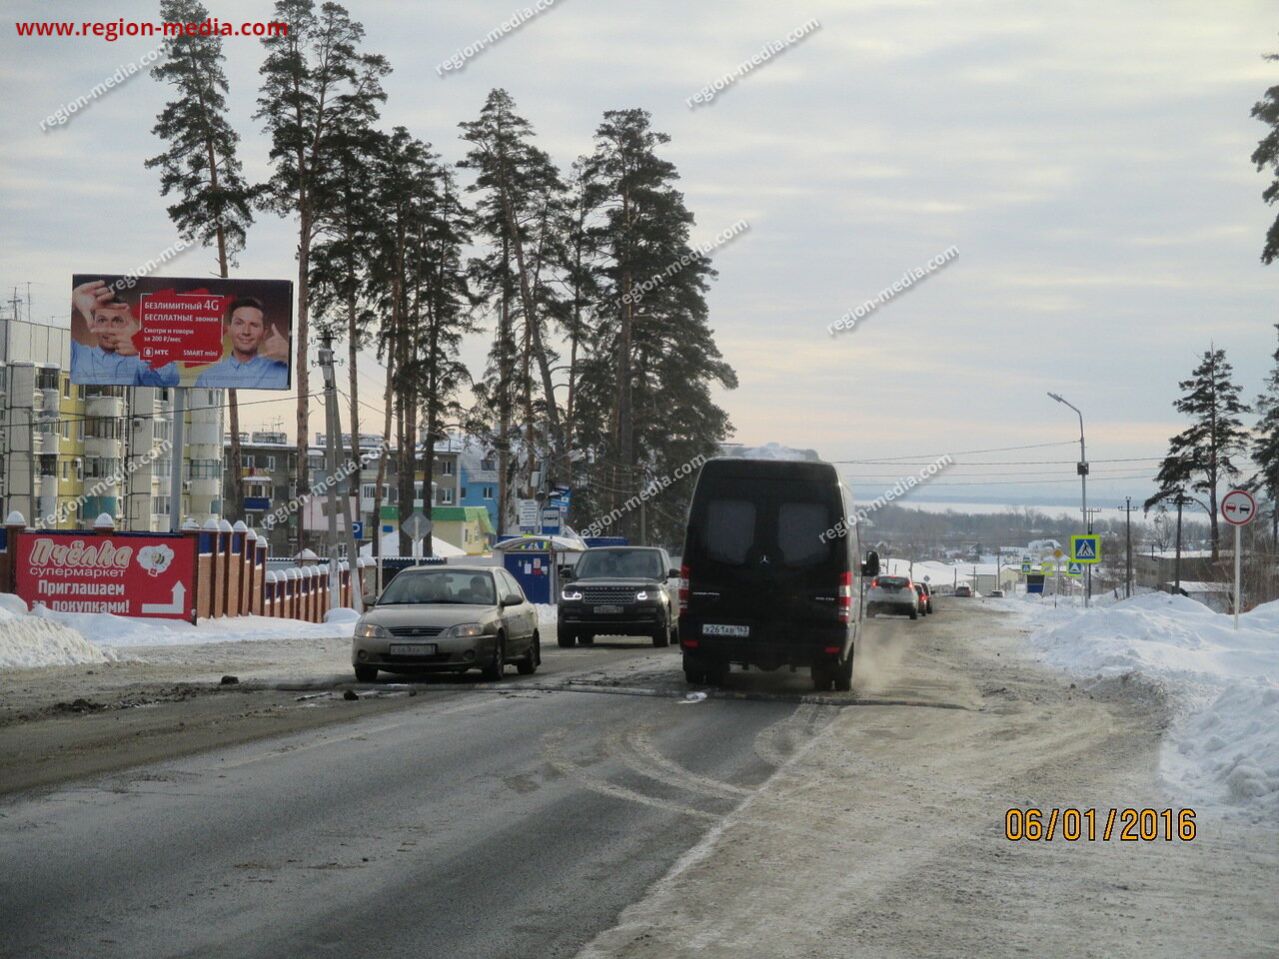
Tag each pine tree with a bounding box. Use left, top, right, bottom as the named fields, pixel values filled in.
left=309, top=82, right=384, bottom=538
left=460, top=90, right=570, bottom=508
left=1251, top=40, right=1279, bottom=264
left=1254, top=324, right=1279, bottom=541
left=254, top=0, right=388, bottom=539
left=146, top=0, right=256, bottom=522
left=1144, top=347, right=1251, bottom=559
left=574, top=108, right=737, bottom=544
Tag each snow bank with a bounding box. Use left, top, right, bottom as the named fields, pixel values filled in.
left=1021, top=592, right=1279, bottom=821
left=0, top=602, right=114, bottom=669
left=29, top=606, right=358, bottom=648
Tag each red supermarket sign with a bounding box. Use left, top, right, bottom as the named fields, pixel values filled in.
left=15, top=533, right=196, bottom=621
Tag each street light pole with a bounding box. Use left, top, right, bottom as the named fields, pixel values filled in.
left=1048, top=392, right=1089, bottom=607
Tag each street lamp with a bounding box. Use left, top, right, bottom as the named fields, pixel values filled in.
left=1047, top=391, right=1090, bottom=607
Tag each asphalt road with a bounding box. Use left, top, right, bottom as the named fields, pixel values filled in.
left=0, top=641, right=831, bottom=959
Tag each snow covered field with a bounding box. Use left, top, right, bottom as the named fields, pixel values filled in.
left=1003, top=591, right=1279, bottom=822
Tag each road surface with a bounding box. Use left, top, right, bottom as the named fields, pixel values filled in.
left=1, top=602, right=1274, bottom=958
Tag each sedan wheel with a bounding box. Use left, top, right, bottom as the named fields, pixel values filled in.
left=481, top=635, right=505, bottom=682
left=517, top=633, right=540, bottom=675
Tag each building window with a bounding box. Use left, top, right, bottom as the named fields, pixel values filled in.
left=76, top=420, right=85, bottom=440
left=361, top=484, right=376, bottom=500
left=74, top=458, right=83, bottom=481
left=61, top=462, right=69, bottom=480
left=460, top=487, right=467, bottom=499
left=77, top=385, right=85, bottom=400
left=244, top=455, right=255, bottom=468
left=480, top=457, right=495, bottom=471
left=442, top=460, right=454, bottom=475
left=62, top=377, right=71, bottom=398
left=439, top=488, right=454, bottom=505
left=483, top=486, right=494, bottom=499
left=266, top=456, right=276, bottom=471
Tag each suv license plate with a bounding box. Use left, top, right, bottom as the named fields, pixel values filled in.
left=390, top=643, right=437, bottom=656
left=593, top=605, right=623, bottom=614
left=703, top=624, right=749, bottom=637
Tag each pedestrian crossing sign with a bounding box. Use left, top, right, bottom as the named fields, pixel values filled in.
left=1070, top=535, right=1101, bottom=564
left=1064, top=561, right=1084, bottom=577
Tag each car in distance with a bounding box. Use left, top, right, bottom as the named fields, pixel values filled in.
left=954, top=584, right=973, bottom=598
left=557, top=546, right=679, bottom=648
left=989, top=589, right=1005, bottom=598
left=866, top=575, right=919, bottom=619
left=352, top=566, right=539, bottom=682
left=913, top=583, right=929, bottom=615
left=679, top=456, right=863, bottom=692
left=918, top=581, right=934, bottom=613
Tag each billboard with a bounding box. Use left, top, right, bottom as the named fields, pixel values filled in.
left=15, top=532, right=197, bottom=621
left=70, top=274, right=293, bottom=389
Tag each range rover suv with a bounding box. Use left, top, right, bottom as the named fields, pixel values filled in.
left=557, top=547, right=680, bottom=648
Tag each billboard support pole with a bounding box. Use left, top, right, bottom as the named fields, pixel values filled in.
left=169, top=387, right=186, bottom=534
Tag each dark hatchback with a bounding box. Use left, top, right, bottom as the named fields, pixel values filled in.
left=557, top=547, right=680, bottom=648
left=678, top=457, right=864, bottom=691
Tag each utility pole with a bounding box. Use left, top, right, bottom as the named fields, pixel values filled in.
left=1174, top=493, right=1185, bottom=592
left=1048, top=392, right=1089, bottom=607
left=1122, top=497, right=1133, bottom=598
left=319, top=331, right=341, bottom=610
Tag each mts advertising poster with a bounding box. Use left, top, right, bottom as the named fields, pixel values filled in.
left=70, top=274, right=293, bottom=390
left=15, top=533, right=197, bottom=621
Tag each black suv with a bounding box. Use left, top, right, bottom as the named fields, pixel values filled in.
left=557, top=547, right=680, bottom=648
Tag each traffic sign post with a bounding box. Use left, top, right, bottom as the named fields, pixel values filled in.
left=1222, top=489, right=1257, bottom=630
left=401, top=506, right=433, bottom=562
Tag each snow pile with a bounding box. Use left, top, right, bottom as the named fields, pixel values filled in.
left=29, top=606, right=359, bottom=648
left=1023, top=592, right=1279, bottom=821
left=0, top=600, right=115, bottom=669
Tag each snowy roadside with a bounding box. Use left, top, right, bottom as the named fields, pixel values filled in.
left=0, top=597, right=557, bottom=671
left=1007, top=591, right=1279, bottom=822
left=0, top=595, right=360, bottom=671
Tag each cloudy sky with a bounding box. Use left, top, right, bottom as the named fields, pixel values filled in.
left=4, top=0, right=1279, bottom=509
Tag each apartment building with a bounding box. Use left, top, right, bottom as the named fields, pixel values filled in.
left=0, top=314, right=224, bottom=529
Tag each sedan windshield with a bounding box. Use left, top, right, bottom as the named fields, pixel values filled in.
left=574, top=549, right=665, bottom=580
left=378, top=570, right=496, bottom=605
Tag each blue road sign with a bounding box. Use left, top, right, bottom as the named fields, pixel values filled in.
left=1070, top=534, right=1101, bottom=564
left=352, top=521, right=364, bottom=541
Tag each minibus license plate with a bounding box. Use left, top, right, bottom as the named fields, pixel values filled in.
left=703, top=624, right=749, bottom=637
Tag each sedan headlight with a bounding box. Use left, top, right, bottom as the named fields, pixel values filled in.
left=561, top=589, right=583, bottom=602
left=443, top=622, right=485, bottom=639
left=355, top=621, right=390, bottom=639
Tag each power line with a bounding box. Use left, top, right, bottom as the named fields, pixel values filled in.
left=829, top=440, right=1078, bottom=463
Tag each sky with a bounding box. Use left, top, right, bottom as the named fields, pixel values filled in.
left=4, top=0, right=1279, bottom=512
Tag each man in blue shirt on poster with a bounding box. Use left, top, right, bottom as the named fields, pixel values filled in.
left=70, top=279, right=179, bottom=387
left=195, top=297, right=289, bottom=389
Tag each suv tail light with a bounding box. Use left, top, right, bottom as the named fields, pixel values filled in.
left=870, top=577, right=879, bottom=588
left=679, top=564, right=690, bottom=614
left=838, top=570, right=852, bottom=624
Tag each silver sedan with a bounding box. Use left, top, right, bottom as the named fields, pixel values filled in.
left=352, top=566, right=540, bottom=682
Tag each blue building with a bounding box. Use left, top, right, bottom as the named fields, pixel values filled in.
left=457, top=440, right=499, bottom=544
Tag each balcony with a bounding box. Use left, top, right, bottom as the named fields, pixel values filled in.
left=84, top=436, right=122, bottom=458
left=86, top=396, right=125, bottom=418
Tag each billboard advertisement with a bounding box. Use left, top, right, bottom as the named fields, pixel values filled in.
left=70, top=274, right=293, bottom=389
left=15, top=532, right=197, bottom=621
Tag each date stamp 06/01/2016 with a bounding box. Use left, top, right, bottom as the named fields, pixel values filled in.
left=1005, top=808, right=1197, bottom=843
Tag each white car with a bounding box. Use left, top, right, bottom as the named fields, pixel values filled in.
left=866, top=575, right=919, bottom=619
